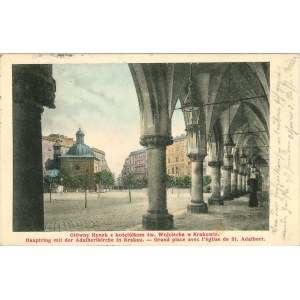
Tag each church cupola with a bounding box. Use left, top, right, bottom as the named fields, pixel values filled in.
left=76, top=128, right=85, bottom=144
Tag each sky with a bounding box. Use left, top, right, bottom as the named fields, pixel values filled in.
left=42, top=64, right=185, bottom=176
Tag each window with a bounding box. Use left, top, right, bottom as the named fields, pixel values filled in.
left=75, top=165, right=80, bottom=171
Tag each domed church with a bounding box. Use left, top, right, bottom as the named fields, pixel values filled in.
left=60, top=128, right=100, bottom=191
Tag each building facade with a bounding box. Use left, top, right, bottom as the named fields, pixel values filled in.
left=166, top=134, right=207, bottom=177
left=121, top=149, right=148, bottom=182
left=42, top=137, right=55, bottom=172
left=120, top=134, right=208, bottom=183
left=60, top=129, right=99, bottom=191
left=42, top=134, right=75, bottom=172
left=129, top=149, right=148, bottom=181
left=92, top=147, right=110, bottom=172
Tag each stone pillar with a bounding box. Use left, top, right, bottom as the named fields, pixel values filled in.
left=222, top=166, right=233, bottom=200
left=240, top=174, right=243, bottom=194
left=231, top=169, right=238, bottom=198
left=208, top=161, right=223, bottom=205
left=13, top=64, right=56, bottom=231
left=245, top=173, right=249, bottom=193
left=187, top=154, right=208, bottom=213
left=140, top=135, right=173, bottom=230
left=237, top=171, right=243, bottom=196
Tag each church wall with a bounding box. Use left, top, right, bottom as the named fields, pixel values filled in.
left=60, top=158, right=98, bottom=191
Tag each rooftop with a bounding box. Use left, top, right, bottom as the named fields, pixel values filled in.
left=130, top=149, right=146, bottom=156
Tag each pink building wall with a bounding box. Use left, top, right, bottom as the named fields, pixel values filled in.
left=42, top=138, right=55, bottom=172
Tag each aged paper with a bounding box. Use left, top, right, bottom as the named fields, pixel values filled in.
left=0, top=54, right=299, bottom=245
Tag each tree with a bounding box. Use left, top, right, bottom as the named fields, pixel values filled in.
left=43, top=175, right=56, bottom=203
left=203, top=175, right=211, bottom=186
left=203, top=175, right=212, bottom=193
left=182, top=175, right=191, bottom=189
left=166, top=175, right=176, bottom=193
left=94, top=170, right=115, bottom=191
left=121, top=172, right=136, bottom=202
left=55, top=168, right=73, bottom=191
left=140, top=176, right=148, bottom=188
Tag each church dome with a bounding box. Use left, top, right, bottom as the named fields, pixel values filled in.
left=66, top=143, right=94, bottom=156
left=65, top=128, right=95, bottom=157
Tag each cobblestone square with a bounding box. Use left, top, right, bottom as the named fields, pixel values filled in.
left=44, top=189, right=268, bottom=231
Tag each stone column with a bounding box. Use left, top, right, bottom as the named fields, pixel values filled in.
left=140, top=135, right=173, bottom=230
left=222, top=154, right=233, bottom=200
left=222, top=166, right=233, bottom=200
left=13, top=64, right=56, bottom=231
left=187, top=154, right=208, bottom=213
left=208, top=161, right=223, bottom=205
left=245, top=173, right=249, bottom=193
left=231, top=169, right=238, bottom=198
left=237, top=170, right=243, bottom=196
left=242, top=174, right=245, bottom=194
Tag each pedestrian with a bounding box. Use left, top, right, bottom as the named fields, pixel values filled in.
left=247, top=173, right=258, bottom=207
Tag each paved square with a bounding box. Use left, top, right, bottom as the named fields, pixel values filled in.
left=44, top=189, right=269, bottom=231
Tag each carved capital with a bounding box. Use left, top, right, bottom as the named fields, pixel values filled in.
left=208, top=161, right=222, bottom=168
left=187, top=153, right=206, bottom=162
left=140, top=134, right=173, bottom=148
left=224, top=154, right=233, bottom=159
left=185, top=124, right=200, bottom=132
left=222, top=165, right=233, bottom=171
left=231, top=169, right=239, bottom=174
left=13, top=64, right=56, bottom=110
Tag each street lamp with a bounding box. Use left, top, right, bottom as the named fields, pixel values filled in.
left=181, top=64, right=201, bottom=155
left=224, top=133, right=235, bottom=157
left=240, top=148, right=247, bottom=167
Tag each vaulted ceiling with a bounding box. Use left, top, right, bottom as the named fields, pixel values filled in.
left=129, top=62, right=269, bottom=168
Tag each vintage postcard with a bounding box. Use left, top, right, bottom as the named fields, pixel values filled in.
left=0, top=54, right=299, bottom=246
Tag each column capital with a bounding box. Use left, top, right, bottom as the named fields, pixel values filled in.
left=222, top=165, right=233, bottom=171
left=185, top=124, right=200, bottom=132
left=13, top=64, right=56, bottom=110
left=232, top=169, right=239, bottom=174
left=140, top=134, right=173, bottom=148
left=208, top=161, right=222, bottom=168
left=187, top=153, right=206, bottom=162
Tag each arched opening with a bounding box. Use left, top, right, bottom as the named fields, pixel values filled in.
left=12, top=61, right=270, bottom=232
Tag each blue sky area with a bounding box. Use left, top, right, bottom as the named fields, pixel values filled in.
left=42, top=64, right=185, bottom=176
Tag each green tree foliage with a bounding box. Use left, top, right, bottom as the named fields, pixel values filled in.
left=55, top=168, right=73, bottom=188
left=203, top=175, right=212, bottom=186
left=165, top=175, right=211, bottom=189
left=43, top=175, right=55, bottom=193
left=166, top=175, right=175, bottom=188
left=182, top=175, right=191, bottom=188
left=140, top=176, right=148, bottom=188
left=95, top=170, right=115, bottom=190
left=121, top=172, right=136, bottom=189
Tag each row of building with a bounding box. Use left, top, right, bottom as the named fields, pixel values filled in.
left=42, top=129, right=110, bottom=190
left=119, top=134, right=208, bottom=183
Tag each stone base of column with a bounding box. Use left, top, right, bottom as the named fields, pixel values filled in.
left=142, top=212, right=173, bottom=230
left=187, top=201, right=208, bottom=213
left=208, top=197, right=224, bottom=205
